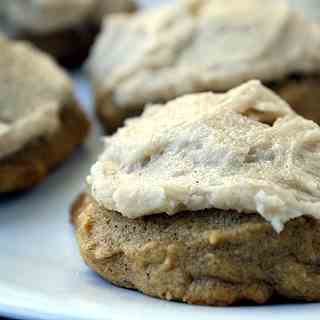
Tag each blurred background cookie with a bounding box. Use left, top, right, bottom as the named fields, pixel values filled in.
left=0, top=0, right=137, bottom=67
left=0, top=36, right=90, bottom=193
left=87, top=0, right=320, bottom=132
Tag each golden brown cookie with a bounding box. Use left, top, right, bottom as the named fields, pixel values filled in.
left=88, top=0, right=320, bottom=132
left=0, top=36, right=90, bottom=192
left=72, top=82, right=320, bottom=305
left=72, top=194, right=320, bottom=306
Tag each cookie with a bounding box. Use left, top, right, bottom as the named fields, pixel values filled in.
left=0, top=36, right=90, bottom=193
left=72, top=193, right=320, bottom=305
left=0, top=0, right=136, bottom=67
left=87, top=0, right=320, bottom=132
left=73, top=81, right=320, bottom=305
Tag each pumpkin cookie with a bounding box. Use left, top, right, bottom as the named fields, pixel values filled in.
left=72, top=81, right=320, bottom=305
left=0, top=36, right=90, bottom=193
left=87, top=0, right=320, bottom=132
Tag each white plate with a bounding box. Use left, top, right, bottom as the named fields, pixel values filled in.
left=1, top=2, right=320, bottom=319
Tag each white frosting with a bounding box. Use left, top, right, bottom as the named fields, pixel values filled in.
left=88, top=0, right=320, bottom=110
left=0, top=36, right=73, bottom=159
left=89, top=81, right=320, bottom=232
left=0, top=0, right=135, bottom=34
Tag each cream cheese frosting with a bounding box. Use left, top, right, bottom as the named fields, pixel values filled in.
left=0, top=0, right=135, bottom=34
left=0, top=36, right=73, bottom=159
left=88, top=0, right=320, bottom=110
left=88, top=80, right=320, bottom=232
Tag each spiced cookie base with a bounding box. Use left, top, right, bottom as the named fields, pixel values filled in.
left=0, top=104, right=90, bottom=193
left=96, top=75, right=320, bottom=133
left=71, top=193, right=320, bottom=306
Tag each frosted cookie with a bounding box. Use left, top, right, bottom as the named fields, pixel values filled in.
left=0, top=36, right=90, bottom=193
left=72, top=81, right=320, bottom=305
left=87, top=0, right=320, bottom=132
left=0, top=0, right=136, bottom=67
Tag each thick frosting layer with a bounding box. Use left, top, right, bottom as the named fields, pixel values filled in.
left=88, top=0, right=320, bottom=110
left=0, top=36, right=73, bottom=159
left=89, top=81, right=320, bottom=232
left=0, top=0, right=135, bottom=34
